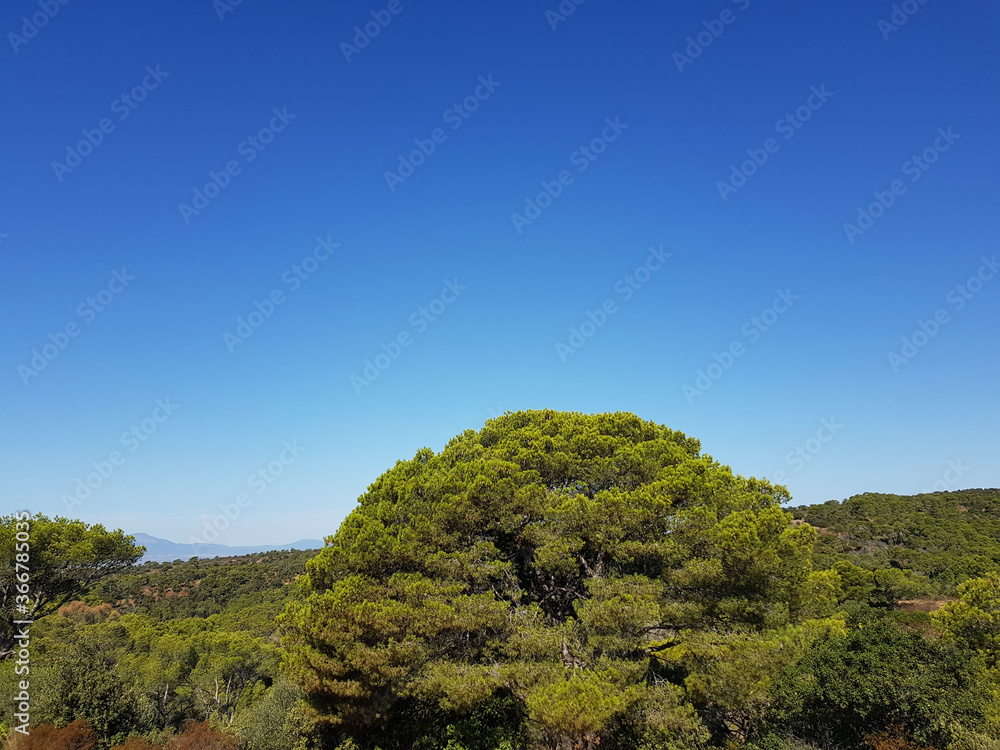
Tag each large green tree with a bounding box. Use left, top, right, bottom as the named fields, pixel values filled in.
left=0, top=514, right=144, bottom=658
left=281, top=410, right=831, bottom=749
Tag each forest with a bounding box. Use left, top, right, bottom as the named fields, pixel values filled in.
left=2, top=411, right=999, bottom=750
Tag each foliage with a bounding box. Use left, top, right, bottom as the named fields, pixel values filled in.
left=934, top=574, right=1000, bottom=656
left=280, top=410, right=826, bottom=748
left=109, top=739, right=161, bottom=750
left=660, top=617, right=846, bottom=744
left=861, top=725, right=937, bottom=750
left=234, top=680, right=307, bottom=750
left=92, top=550, right=312, bottom=625
left=0, top=551, right=301, bottom=748
left=164, top=720, right=238, bottom=750
left=0, top=515, right=143, bottom=657
left=770, top=608, right=989, bottom=748
left=7, top=719, right=98, bottom=750
left=791, top=490, right=1000, bottom=590
left=23, top=610, right=150, bottom=747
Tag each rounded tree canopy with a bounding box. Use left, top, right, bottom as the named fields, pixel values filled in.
left=280, top=410, right=821, bottom=746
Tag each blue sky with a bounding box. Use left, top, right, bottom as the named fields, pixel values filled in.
left=2, top=0, right=998, bottom=546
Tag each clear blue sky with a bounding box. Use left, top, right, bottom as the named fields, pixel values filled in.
left=2, top=0, right=998, bottom=546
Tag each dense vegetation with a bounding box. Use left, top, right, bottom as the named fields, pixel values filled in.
left=2, top=411, right=999, bottom=750
left=93, top=550, right=316, bottom=622
left=792, top=490, right=1000, bottom=588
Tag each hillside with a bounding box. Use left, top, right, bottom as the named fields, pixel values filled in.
left=89, top=548, right=314, bottom=621
left=791, top=488, right=1000, bottom=587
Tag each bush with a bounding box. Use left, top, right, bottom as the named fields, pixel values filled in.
left=950, top=728, right=1000, bottom=750
left=165, top=721, right=238, bottom=750
left=7, top=719, right=98, bottom=750
left=771, top=609, right=987, bottom=748
left=238, top=681, right=304, bottom=750
left=862, top=725, right=937, bottom=750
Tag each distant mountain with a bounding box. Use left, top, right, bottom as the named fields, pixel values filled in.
left=130, top=533, right=324, bottom=563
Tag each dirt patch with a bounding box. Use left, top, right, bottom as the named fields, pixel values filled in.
left=895, top=598, right=954, bottom=613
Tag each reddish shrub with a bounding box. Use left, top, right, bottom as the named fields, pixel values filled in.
left=165, top=721, right=238, bottom=750
left=864, top=726, right=938, bottom=750
left=7, top=719, right=98, bottom=750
